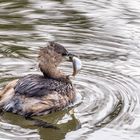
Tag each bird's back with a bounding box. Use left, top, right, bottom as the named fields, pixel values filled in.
left=15, top=74, right=72, bottom=97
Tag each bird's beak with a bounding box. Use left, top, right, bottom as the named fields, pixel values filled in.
left=67, top=53, right=82, bottom=76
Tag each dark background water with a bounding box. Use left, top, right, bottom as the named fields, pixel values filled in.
left=0, top=0, right=140, bottom=140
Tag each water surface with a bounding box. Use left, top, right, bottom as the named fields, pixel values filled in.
left=0, top=0, right=140, bottom=140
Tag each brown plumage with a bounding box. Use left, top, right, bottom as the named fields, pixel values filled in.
left=0, top=42, right=78, bottom=117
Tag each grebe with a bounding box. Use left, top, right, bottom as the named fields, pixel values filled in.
left=0, top=42, right=82, bottom=118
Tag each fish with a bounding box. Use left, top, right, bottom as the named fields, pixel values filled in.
left=72, top=56, right=82, bottom=76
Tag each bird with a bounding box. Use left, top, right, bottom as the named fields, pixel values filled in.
left=0, top=42, right=82, bottom=118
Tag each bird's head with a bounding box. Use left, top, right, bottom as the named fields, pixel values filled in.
left=38, top=42, right=82, bottom=79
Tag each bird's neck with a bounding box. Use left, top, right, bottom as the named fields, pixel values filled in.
left=39, top=63, right=69, bottom=82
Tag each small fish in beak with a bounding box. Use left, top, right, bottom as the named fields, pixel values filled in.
left=72, top=56, right=82, bottom=76
left=66, top=53, right=82, bottom=77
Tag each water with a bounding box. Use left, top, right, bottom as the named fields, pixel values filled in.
left=0, top=0, right=140, bottom=140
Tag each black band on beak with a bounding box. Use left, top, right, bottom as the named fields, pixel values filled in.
left=67, top=53, right=78, bottom=61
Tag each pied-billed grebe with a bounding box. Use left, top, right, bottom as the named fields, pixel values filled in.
left=0, top=42, right=82, bottom=117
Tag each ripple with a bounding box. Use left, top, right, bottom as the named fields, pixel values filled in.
left=66, top=64, right=140, bottom=139
left=0, top=121, right=40, bottom=140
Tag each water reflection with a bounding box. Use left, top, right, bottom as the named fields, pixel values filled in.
left=0, top=109, right=80, bottom=140
left=0, top=0, right=140, bottom=140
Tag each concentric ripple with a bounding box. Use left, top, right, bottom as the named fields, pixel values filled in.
left=65, top=62, right=140, bottom=140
